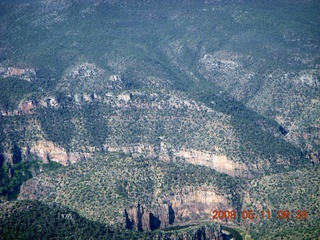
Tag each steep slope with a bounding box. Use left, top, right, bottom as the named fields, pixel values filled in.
left=0, top=0, right=316, bottom=172
left=0, top=200, right=223, bottom=239
left=17, top=154, right=320, bottom=238
left=18, top=153, right=242, bottom=231
left=0, top=200, right=117, bottom=239
left=242, top=165, right=320, bottom=239
left=0, top=0, right=319, bottom=238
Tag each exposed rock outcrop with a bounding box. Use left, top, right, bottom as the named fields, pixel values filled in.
left=58, top=63, right=124, bottom=93
left=125, top=187, right=232, bottom=231
left=309, top=152, right=320, bottom=164
left=17, top=100, right=37, bottom=115
left=109, top=144, right=249, bottom=177
left=117, top=93, right=131, bottom=103
left=125, top=203, right=155, bottom=231
left=1, top=97, right=59, bottom=116
left=174, top=149, right=249, bottom=177
left=125, top=203, right=175, bottom=231
left=0, top=100, right=37, bottom=116
left=28, top=140, right=91, bottom=165
left=0, top=66, right=36, bottom=81
left=125, top=202, right=224, bottom=239
left=163, top=187, right=232, bottom=226
left=2, top=140, right=91, bottom=166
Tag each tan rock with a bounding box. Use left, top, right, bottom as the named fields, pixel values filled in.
left=117, top=93, right=131, bottom=103
left=68, top=152, right=92, bottom=164
left=168, top=186, right=231, bottom=223
left=30, top=140, right=69, bottom=165
left=125, top=203, right=152, bottom=231
left=175, top=148, right=249, bottom=177
left=125, top=186, right=231, bottom=230
left=3, top=67, right=36, bottom=81
left=29, top=140, right=91, bottom=165
left=17, top=100, right=37, bottom=115
left=5, top=67, right=26, bottom=77
left=1, top=97, right=59, bottom=116
left=38, top=97, right=59, bottom=108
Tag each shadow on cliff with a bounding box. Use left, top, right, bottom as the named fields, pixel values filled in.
left=125, top=203, right=175, bottom=231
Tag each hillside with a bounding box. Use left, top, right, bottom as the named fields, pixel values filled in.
left=18, top=153, right=242, bottom=230
left=0, top=0, right=318, bottom=168
left=17, top=153, right=320, bottom=238
left=0, top=200, right=223, bottom=239
left=242, top=165, right=320, bottom=239
left=0, top=0, right=319, bottom=239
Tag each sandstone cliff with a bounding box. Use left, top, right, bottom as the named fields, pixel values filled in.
left=125, top=186, right=232, bottom=231
left=2, top=139, right=92, bottom=167
left=28, top=140, right=91, bottom=165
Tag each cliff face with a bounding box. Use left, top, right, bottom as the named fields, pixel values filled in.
left=108, top=145, right=249, bottom=177
left=125, top=203, right=156, bottom=231
left=124, top=186, right=231, bottom=231
left=125, top=203, right=224, bottom=239
left=2, top=139, right=92, bottom=166
left=125, top=203, right=176, bottom=231
left=28, top=140, right=92, bottom=165
left=174, top=149, right=250, bottom=177
left=0, top=64, right=309, bottom=177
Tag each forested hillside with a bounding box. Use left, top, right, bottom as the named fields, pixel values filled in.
left=0, top=0, right=319, bottom=239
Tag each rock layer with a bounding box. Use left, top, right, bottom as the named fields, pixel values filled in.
left=125, top=187, right=231, bottom=231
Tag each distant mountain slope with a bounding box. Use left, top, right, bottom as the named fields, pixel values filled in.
left=0, top=0, right=318, bottom=169
left=0, top=0, right=319, bottom=238
left=0, top=84, right=307, bottom=177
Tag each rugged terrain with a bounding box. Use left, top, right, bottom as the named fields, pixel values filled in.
left=0, top=0, right=319, bottom=239
left=18, top=154, right=240, bottom=230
